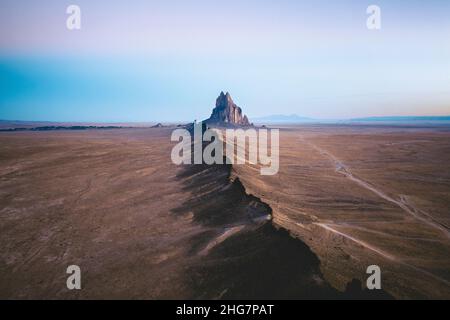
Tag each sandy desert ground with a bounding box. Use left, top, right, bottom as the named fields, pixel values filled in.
left=235, top=124, right=450, bottom=299
left=0, top=124, right=449, bottom=299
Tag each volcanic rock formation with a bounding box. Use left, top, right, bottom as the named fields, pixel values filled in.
left=206, top=92, right=250, bottom=126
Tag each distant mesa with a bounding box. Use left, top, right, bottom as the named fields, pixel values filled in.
left=251, top=114, right=313, bottom=123
left=151, top=123, right=164, bottom=128
left=0, top=125, right=127, bottom=132
left=350, top=116, right=450, bottom=122
left=205, top=91, right=250, bottom=126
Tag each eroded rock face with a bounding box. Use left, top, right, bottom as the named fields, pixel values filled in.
left=207, top=92, right=250, bottom=126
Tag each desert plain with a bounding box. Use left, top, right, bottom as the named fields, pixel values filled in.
left=0, top=124, right=449, bottom=299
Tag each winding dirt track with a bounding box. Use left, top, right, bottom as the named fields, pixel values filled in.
left=297, top=135, right=450, bottom=287
left=315, top=222, right=450, bottom=286
left=314, top=223, right=396, bottom=261
left=301, top=136, right=450, bottom=239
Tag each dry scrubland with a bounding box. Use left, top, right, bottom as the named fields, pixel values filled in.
left=0, top=125, right=449, bottom=298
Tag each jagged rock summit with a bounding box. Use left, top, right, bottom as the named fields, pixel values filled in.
left=206, top=91, right=250, bottom=126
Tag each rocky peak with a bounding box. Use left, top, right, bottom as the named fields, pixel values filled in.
left=207, top=91, right=250, bottom=126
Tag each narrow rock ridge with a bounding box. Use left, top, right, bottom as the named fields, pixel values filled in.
left=224, top=162, right=393, bottom=299
left=172, top=136, right=391, bottom=299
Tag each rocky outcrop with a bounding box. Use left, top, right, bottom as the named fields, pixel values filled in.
left=206, top=92, right=250, bottom=126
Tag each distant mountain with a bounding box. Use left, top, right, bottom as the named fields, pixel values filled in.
left=251, top=114, right=313, bottom=123
left=350, top=116, right=450, bottom=122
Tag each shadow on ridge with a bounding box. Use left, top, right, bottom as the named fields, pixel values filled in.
left=170, top=127, right=393, bottom=299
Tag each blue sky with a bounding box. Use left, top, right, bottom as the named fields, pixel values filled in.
left=1, top=0, right=449, bottom=122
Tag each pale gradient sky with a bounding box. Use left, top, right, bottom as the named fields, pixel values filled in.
left=1, top=0, right=449, bottom=121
